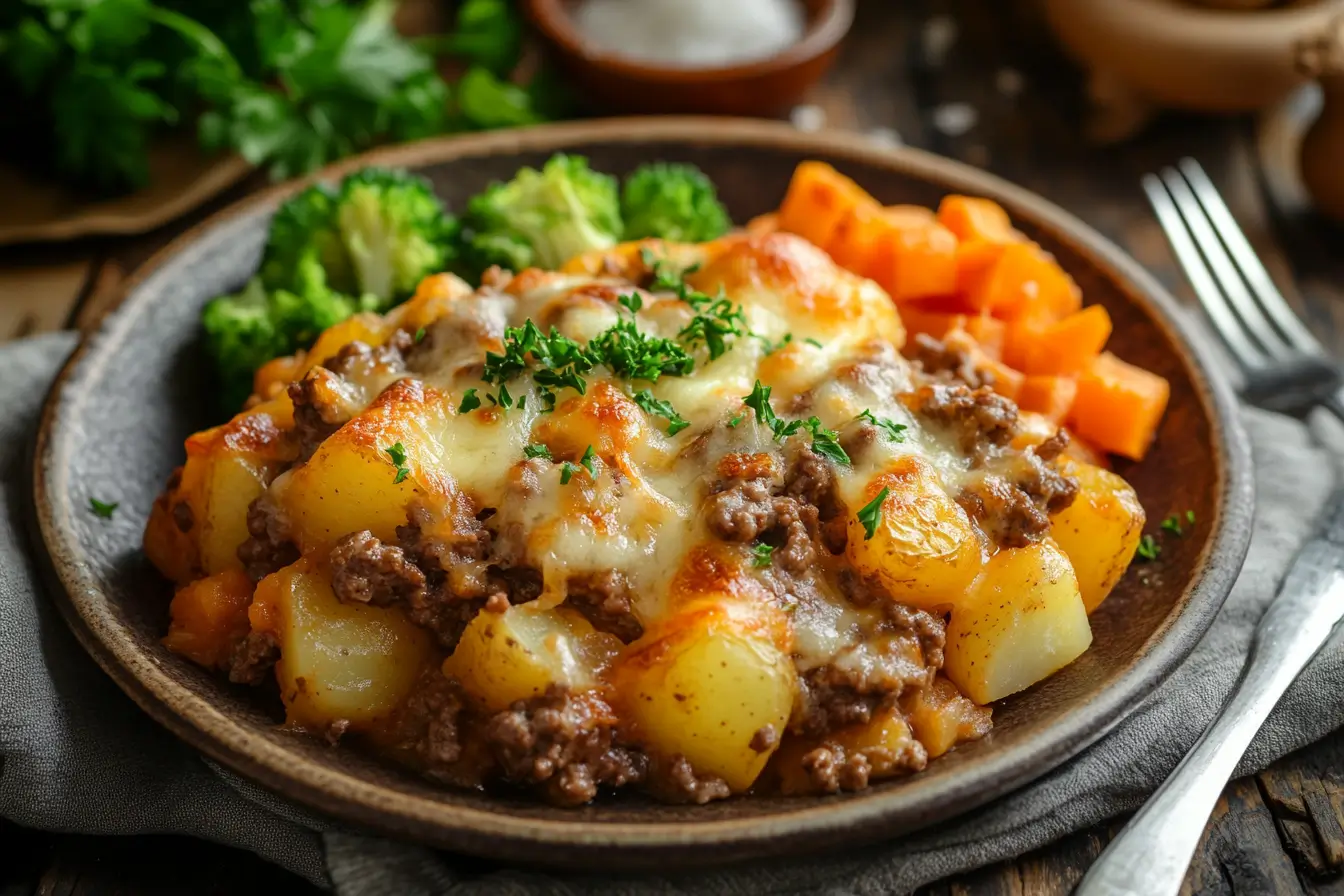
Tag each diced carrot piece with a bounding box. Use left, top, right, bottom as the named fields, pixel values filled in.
left=955, top=239, right=1007, bottom=295
left=870, top=215, right=959, bottom=302
left=885, top=205, right=938, bottom=226
left=777, top=161, right=879, bottom=251
left=1069, top=352, right=1170, bottom=461
left=983, top=357, right=1024, bottom=402
left=1022, top=305, right=1113, bottom=376
left=1001, top=310, right=1053, bottom=370
left=937, top=195, right=1015, bottom=243
left=746, top=212, right=778, bottom=235
left=963, top=242, right=1082, bottom=320
left=899, top=308, right=1006, bottom=360
left=1017, top=375, right=1079, bottom=424
left=163, top=569, right=256, bottom=669
left=826, top=202, right=889, bottom=276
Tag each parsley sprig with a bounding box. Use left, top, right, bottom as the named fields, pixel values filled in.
left=751, top=543, right=775, bottom=568
left=633, top=390, right=690, bottom=435
left=524, top=444, right=552, bottom=460
left=385, top=442, right=411, bottom=484
left=858, top=409, right=909, bottom=443
left=857, top=487, right=892, bottom=541
left=559, top=445, right=599, bottom=485
left=740, top=381, right=851, bottom=465
left=89, top=498, right=119, bottom=520
left=1136, top=534, right=1161, bottom=561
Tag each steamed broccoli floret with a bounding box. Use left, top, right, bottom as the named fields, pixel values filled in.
left=335, top=168, right=458, bottom=306
left=620, top=162, right=731, bottom=243
left=201, top=278, right=287, bottom=411
left=259, top=184, right=354, bottom=296
left=458, top=154, right=621, bottom=278
left=259, top=169, right=455, bottom=306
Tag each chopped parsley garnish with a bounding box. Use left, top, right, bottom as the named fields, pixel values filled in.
left=804, top=337, right=823, bottom=348
left=1161, top=515, right=1184, bottom=536
left=414, top=326, right=426, bottom=343
left=728, top=412, right=744, bottom=428
left=756, top=332, right=794, bottom=355
left=640, top=247, right=699, bottom=292
left=857, top=487, right=891, bottom=541
left=517, top=395, right=527, bottom=410
left=806, top=420, right=850, bottom=465
left=88, top=498, right=118, bottom=520
left=579, top=445, right=598, bottom=476
left=678, top=287, right=747, bottom=361
left=524, top=444, right=552, bottom=460
left=385, top=442, right=411, bottom=485
left=740, top=381, right=850, bottom=464
left=483, top=320, right=596, bottom=410
left=1136, top=534, right=1161, bottom=561
left=633, top=389, right=690, bottom=435
left=560, top=462, right=577, bottom=485
left=858, top=409, right=908, bottom=443
left=618, top=292, right=643, bottom=314
left=486, top=382, right=515, bottom=409
left=588, top=317, right=694, bottom=382
left=458, top=389, right=481, bottom=414
left=751, top=543, right=775, bottom=568
left=1187, top=510, right=1197, bottom=525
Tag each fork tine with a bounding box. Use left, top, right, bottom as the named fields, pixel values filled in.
left=1160, top=166, right=1297, bottom=362
left=1141, top=173, right=1269, bottom=372
left=1177, top=158, right=1323, bottom=356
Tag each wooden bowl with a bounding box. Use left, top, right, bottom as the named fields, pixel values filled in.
left=32, top=118, right=1253, bottom=871
left=523, top=0, right=854, bottom=115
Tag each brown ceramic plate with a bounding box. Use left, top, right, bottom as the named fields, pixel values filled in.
left=32, top=118, right=1252, bottom=870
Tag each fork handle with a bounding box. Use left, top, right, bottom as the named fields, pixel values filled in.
left=1075, top=540, right=1344, bottom=896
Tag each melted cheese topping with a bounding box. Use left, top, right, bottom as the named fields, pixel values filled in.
left=263, top=233, right=1006, bottom=671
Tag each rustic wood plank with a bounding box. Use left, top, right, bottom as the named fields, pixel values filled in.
left=0, top=258, right=93, bottom=340
left=1181, top=778, right=1307, bottom=896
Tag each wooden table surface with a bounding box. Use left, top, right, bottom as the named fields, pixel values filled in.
left=5, top=1, right=1344, bottom=893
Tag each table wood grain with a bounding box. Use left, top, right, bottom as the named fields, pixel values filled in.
left=3, top=1, right=1344, bottom=893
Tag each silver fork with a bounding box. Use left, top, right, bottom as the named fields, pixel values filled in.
left=1075, top=160, right=1344, bottom=896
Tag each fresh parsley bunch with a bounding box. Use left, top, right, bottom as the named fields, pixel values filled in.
left=0, top=0, right=557, bottom=195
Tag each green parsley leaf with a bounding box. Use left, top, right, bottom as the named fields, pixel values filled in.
left=1161, top=515, right=1184, bottom=536
left=618, top=292, right=643, bottom=314
left=857, top=487, right=891, bottom=541
left=678, top=288, right=746, bottom=360
left=858, top=409, right=908, bottom=443
left=588, top=317, right=694, bottom=382
left=728, top=413, right=744, bottom=428
left=560, top=462, right=576, bottom=485
left=632, top=389, right=690, bottom=436
left=89, top=498, right=118, bottom=520
left=458, top=388, right=481, bottom=413
left=517, top=394, right=527, bottom=410
left=803, top=418, right=850, bottom=465
left=1186, top=510, right=1196, bottom=525
left=524, top=443, right=552, bottom=460
left=1136, top=534, right=1161, bottom=561
left=497, top=382, right=513, bottom=409
left=579, top=445, right=598, bottom=477
left=640, top=247, right=698, bottom=292
left=414, top=326, right=426, bottom=343
left=756, top=332, right=794, bottom=355
left=751, top=543, right=774, bottom=568
left=804, top=337, right=823, bottom=348
left=385, top=442, right=411, bottom=484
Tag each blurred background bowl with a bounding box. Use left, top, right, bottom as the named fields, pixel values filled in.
left=523, top=0, right=854, bottom=116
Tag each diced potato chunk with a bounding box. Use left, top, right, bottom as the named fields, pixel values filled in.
left=252, top=558, right=434, bottom=731
left=444, top=605, right=622, bottom=713
left=1051, top=459, right=1146, bottom=614
left=844, top=456, right=984, bottom=612
left=774, top=707, right=927, bottom=795
left=944, top=541, right=1092, bottom=704
left=615, top=597, right=795, bottom=792
left=163, top=569, right=255, bottom=668
left=279, top=380, right=448, bottom=550
left=902, top=675, right=993, bottom=758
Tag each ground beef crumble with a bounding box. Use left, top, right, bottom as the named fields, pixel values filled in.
left=801, top=736, right=927, bottom=794
left=484, top=686, right=646, bottom=806
left=226, top=630, right=279, bottom=686
left=957, top=430, right=1080, bottom=548
left=236, top=495, right=299, bottom=582
left=287, top=372, right=349, bottom=463
left=653, top=755, right=732, bottom=805
left=330, top=530, right=427, bottom=607
left=393, top=671, right=469, bottom=782
left=908, top=332, right=994, bottom=390
left=905, top=382, right=1018, bottom=464
left=565, top=570, right=644, bottom=642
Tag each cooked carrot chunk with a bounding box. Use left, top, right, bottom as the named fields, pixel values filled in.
left=777, top=161, right=879, bottom=251
left=963, top=242, right=1082, bottom=320
left=869, top=214, right=959, bottom=303
left=1017, top=375, right=1079, bottom=424
left=937, top=195, right=1016, bottom=243
left=1069, top=352, right=1170, bottom=461
left=1023, top=305, right=1113, bottom=376
left=826, top=203, right=889, bottom=277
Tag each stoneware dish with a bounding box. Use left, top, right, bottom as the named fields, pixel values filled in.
left=32, top=118, right=1253, bottom=870
left=523, top=0, right=854, bottom=116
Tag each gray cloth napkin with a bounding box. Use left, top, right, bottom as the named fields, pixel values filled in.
left=2, top=332, right=1342, bottom=896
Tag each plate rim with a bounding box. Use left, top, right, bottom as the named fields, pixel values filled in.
left=31, top=116, right=1254, bottom=867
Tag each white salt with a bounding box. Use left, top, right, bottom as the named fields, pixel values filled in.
left=790, top=104, right=826, bottom=132
left=573, top=0, right=807, bottom=68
